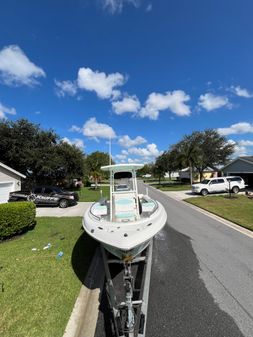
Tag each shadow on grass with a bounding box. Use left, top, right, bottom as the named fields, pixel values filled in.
left=71, top=231, right=98, bottom=284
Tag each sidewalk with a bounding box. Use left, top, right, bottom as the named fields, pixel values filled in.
left=36, top=202, right=93, bottom=217
left=162, top=190, right=195, bottom=201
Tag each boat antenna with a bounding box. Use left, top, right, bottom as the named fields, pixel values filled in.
left=109, top=136, right=112, bottom=165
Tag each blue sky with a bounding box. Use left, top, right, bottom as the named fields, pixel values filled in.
left=1, top=0, right=253, bottom=163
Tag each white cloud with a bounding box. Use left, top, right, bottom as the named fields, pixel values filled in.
left=118, top=135, right=146, bottom=148
left=218, top=122, right=253, bottom=136
left=77, top=67, right=125, bottom=99
left=121, top=149, right=128, bottom=155
left=139, top=90, right=191, bottom=120
left=146, top=3, right=152, bottom=12
left=114, top=154, right=127, bottom=160
left=101, top=0, right=140, bottom=14
left=228, top=140, right=247, bottom=157
left=0, top=45, right=45, bottom=86
left=198, top=93, right=230, bottom=111
left=69, top=125, right=82, bottom=132
left=127, top=157, right=142, bottom=163
left=112, top=95, right=140, bottom=115
left=233, top=145, right=247, bottom=157
left=0, top=102, right=16, bottom=119
left=62, top=137, right=85, bottom=149
left=82, top=117, right=116, bottom=140
left=128, top=143, right=162, bottom=158
left=55, top=80, right=77, bottom=97
left=231, top=86, right=253, bottom=98
left=238, top=140, right=253, bottom=146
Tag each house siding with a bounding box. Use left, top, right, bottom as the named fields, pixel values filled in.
left=222, top=160, right=253, bottom=174
left=0, top=166, right=21, bottom=191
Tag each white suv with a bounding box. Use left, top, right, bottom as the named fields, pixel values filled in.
left=192, top=176, right=246, bottom=196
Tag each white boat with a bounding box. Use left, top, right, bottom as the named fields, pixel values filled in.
left=82, top=164, right=167, bottom=261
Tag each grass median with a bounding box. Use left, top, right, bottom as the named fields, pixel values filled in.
left=0, top=217, right=97, bottom=337
left=185, top=195, right=253, bottom=231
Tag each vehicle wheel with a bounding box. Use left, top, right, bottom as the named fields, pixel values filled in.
left=27, top=194, right=36, bottom=202
left=232, top=186, right=239, bottom=194
left=201, top=189, right=208, bottom=196
left=59, top=199, right=68, bottom=208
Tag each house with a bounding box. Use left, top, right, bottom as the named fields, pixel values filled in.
left=222, top=156, right=253, bottom=187
left=179, top=167, right=218, bottom=182
left=164, top=171, right=179, bottom=179
left=0, top=162, right=26, bottom=203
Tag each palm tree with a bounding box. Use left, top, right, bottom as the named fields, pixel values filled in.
left=177, top=134, right=200, bottom=185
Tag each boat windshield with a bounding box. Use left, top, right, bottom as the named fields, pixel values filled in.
left=201, top=179, right=210, bottom=184
left=114, top=172, right=132, bottom=179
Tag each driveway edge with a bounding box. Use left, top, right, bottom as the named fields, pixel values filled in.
left=63, top=247, right=104, bottom=337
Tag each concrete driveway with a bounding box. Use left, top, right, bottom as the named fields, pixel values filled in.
left=162, top=189, right=245, bottom=201
left=36, top=202, right=92, bottom=217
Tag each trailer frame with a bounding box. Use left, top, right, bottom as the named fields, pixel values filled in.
left=100, top=239, right=153, bottom=337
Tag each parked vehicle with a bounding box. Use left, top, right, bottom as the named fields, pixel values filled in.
left=8, top=186, right=79, bottom=208
left=191, top=176, right=246, bottom=196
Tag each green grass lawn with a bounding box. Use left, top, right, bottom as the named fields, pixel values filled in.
left=77, top=186, right=110, bottom=202
left=0, top=217, right=97, bottom=337
left=185, top=195, right=253, bottom=231
left=153, top=184, right=191, bottom=191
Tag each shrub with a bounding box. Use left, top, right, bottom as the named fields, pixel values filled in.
left=0, top=202, right=36, bottom=240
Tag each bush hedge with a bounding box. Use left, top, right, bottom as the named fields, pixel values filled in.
left=0, top=202, right=36, bottom=240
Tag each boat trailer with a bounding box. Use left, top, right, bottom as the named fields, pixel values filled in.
left=101, top=240, right=153, bottom=337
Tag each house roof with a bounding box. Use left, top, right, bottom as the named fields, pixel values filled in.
left=222, top=156, right=253, bottom=170
left=0, top=162, right=26, bottom=179
left=240, top=156, right=253, bottom=163
left=180, top=166, right=216, bottom=172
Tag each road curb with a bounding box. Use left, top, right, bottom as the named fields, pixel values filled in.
left=63, top=247, right=104, bottom=337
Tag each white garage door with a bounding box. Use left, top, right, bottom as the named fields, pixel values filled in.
left=0, top=182, right=14, bottom=203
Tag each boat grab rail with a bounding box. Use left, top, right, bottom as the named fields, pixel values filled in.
left=89, top=202, right=105, bottom=221
left=141, top=199, right=159, bottom=215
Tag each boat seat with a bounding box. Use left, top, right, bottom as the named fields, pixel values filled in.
left=113, top=193, right=137, bottom=222
left=142, top=201, right=156, bottom=213
left=92, top=203, right=108, bottom=216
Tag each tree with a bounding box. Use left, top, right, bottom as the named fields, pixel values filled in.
left=191, top=129, right=234, bottom=181
left=83, top=151, right=113, bottom=188
left=137, top=163, right=154, bottom=177
left=55, top=141, right=85, bottom=184
left=0, top=119, right=85, bottom=186
left=153, top=153, right=168, bottom=184
left=175, top=133, right=201, bottom=185
left=166, top=129, right=234, bottom=183
left=162, top=149, right=181, bottom=180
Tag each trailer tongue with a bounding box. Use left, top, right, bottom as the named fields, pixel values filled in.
left=100, top=240, right=153, bottom=337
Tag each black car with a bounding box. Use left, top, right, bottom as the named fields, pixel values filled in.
left=8, top=186, right=79, bottom=208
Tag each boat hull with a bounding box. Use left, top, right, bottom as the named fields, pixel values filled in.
left=83, top=199, right=167, bottom=261
left=102, top=240, right=150, bottom=261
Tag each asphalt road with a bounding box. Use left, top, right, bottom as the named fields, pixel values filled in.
left=95, top=182, right=253, bottom=337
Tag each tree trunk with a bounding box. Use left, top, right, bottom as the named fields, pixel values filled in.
left=189, top=161, right=193, bottom=185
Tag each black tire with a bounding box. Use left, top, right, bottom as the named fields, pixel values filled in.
left=232, top=186, right=239, bottom=194
left=201, top=189, right=208, bottom=196
left=59, top=199, right=68, bottom=208
left=27, top=194, right=36, bottom=202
